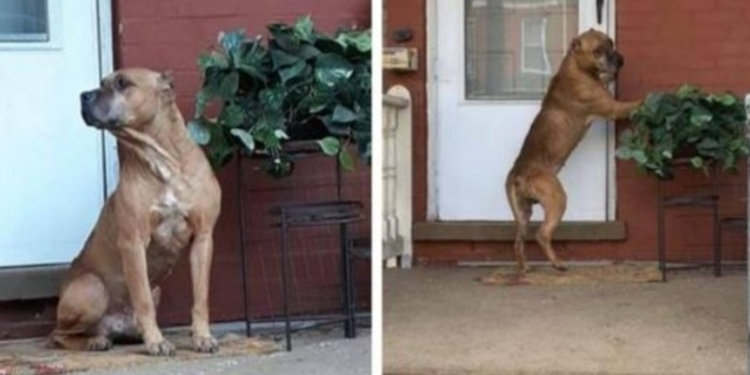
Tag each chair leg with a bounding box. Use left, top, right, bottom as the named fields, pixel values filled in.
left=658, top=187, right=667, bottom=282
left=280, top=213, right=292, bottom=351
left=715, top=217, right=723, bottom=278
left=340, top=223, right=356, bottom=338
left=714, top=223, right=724, bottom=277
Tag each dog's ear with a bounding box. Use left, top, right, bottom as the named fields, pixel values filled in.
left=569, top=37, right=581, bottom=53
left=158, top=70, right=175, bottom=104
left=159, top=70, right=175, bottom=90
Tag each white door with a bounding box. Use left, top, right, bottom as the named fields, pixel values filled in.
left=433, top=0, right=614, bottom=221
left=0, top=0, right=110, bottom=267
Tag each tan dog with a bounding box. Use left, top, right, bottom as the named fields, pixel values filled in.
left=506, top=29, right=641, bottom=274
left=50, top=68, right=221, bottom=356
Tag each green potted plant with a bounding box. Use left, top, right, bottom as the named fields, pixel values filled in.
left=616, top=84, right=748, bottom=179
left=188, top=16, right=371, bottom=177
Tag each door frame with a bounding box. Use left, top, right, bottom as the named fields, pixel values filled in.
left=426, top=0, right=618, bottom=222
left=0, top=0, right=114, bottom=301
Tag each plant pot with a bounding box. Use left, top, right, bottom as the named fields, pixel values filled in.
left=286, top=119, right=331, bottom=141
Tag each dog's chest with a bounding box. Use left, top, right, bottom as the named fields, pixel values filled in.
left=150, top=188, right=192, bottom=254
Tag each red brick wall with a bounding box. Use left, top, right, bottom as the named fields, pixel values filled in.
left=112, top=0, right=372, bottom=325
left=385, top=0, right=748, bottom=265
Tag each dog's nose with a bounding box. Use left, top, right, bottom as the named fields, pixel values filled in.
left=612, top=52, right=624, bottom=68
left=80, top=90, right=97, bottom=105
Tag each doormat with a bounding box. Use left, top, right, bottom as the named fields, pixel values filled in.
left=0, top=331, right=278, bottom=375
left=478, top=263, right=662, bottom=287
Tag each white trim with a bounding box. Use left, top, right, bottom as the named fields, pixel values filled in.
left=426, top=0, right=439, bottom=220
left=96, top=0, right=118, bottom=197
left=606, top=0, right=617, bottom=221
left=0, top=0, right=62, bottom=50
left=501, top=0, right=568, bottom=10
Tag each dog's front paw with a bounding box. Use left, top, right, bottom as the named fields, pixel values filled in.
left=192, top=335, right=219, bottom=354
left=146, top=339, right=176, bottom=356
left=86, top=336, right=112, bottom=351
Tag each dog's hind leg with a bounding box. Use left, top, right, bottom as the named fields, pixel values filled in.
left=506, top=178, right=533, bottom=274
left=530, top=173, right=568, bottom=272
left=50, top=272, right=111, bottom=351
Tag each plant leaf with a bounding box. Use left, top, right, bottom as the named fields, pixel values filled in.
left=219, top=30, right=246, bottom=66
left=194, top=89, right=210, bottom=118
left=271, top=49, right=300, bottom=69
left=317, top=136, right=341, bottom=155
left=332, top=105, right=358, bottom=123
left=219, top=104, right=245, bottom=128
left=267, top=23, right=300, bottom=53
left=219, top=72, right=240, bottom=99
left=315, top=53, right=354, bottom=87
left=631, top=150, right=648, bottom=164
left=260, top=87, right=286, bottom=110
left=615, top=147, right=632, bottom=160
left=198, top=52, right=229, bottom=71
left=690, top=156, right=704, bottom=168
left=299, top=44, right=322, bottom=60
left=279, top=60, right=307, bottom=83
left=230, top=128, right=255, bottom=153
left=338, top=147, right=355, bottom=171
left=187, top=120, right=211, bottom=146
left=716, top=93, right=738, bottom=106
left=274, top=129, right=290, bottom=140
left=336, top=30, right=371, bottom=53
left=293, top=15, right=315, bottom=43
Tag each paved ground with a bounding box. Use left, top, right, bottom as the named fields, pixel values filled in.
left=78, top=328, right=371, bottom=375
left=384, top=266, right=747, bottom=375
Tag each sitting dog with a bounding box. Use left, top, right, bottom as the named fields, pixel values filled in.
left=50, top=68, right=221, bottom=356
left=505, top=29, right=641, bottom=274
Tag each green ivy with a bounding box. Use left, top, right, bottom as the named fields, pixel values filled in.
left=188, top=16, right=371, bottom=176
left=616, top=84, right=748, bottom=179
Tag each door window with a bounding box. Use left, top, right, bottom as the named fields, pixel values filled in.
left=0, top=0, right=49, bottom=43
left=464, top=0, right=579, bottom=100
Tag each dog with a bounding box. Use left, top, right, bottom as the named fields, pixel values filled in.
left=50, top=68, right=221, bottom=356
left=505, top=29, right=641, bottom=275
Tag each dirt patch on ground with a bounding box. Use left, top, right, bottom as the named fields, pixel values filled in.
left=479, top=263, right=662, bottom=286
left=0, top=331, right=277, bottom=375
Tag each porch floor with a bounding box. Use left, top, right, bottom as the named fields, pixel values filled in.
left=0, top=324, right=370, bottom=375
left=384, top=265, right=747, bottom=375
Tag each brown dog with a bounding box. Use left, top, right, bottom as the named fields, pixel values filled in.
left=505, top=29, right=641, bottom=274
left=50, top=68, right=221, bottom=356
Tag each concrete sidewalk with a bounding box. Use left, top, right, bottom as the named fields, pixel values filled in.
left=384, top=266, right=746, bottom=375
left=80, top=328, right=371, bottom=375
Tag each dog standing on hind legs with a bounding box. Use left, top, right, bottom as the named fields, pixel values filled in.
left=505, top=29, right=642, bottom=275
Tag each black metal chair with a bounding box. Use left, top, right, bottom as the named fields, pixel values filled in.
left=270, top=201, right=363, bottom=351
left=234, top=141, right=366, bottom=351
left=265, top=141, right=364, bottom=351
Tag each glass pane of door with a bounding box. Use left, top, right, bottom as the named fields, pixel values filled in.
left=0, top=0, right=49, bottom=42
left=465, top=0, right=579, bottom=100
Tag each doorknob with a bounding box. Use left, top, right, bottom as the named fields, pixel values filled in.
left=596, top=0, right=605, bottom=24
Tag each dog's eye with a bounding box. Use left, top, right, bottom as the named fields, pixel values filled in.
left=114, top=76, right=130, bottom=91
left=594, top=47, right=604, bottom=56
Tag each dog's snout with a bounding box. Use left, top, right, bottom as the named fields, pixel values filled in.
left=612, top=51, right=624, bottom=68
left=80, top=90, right=97, bottom=105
